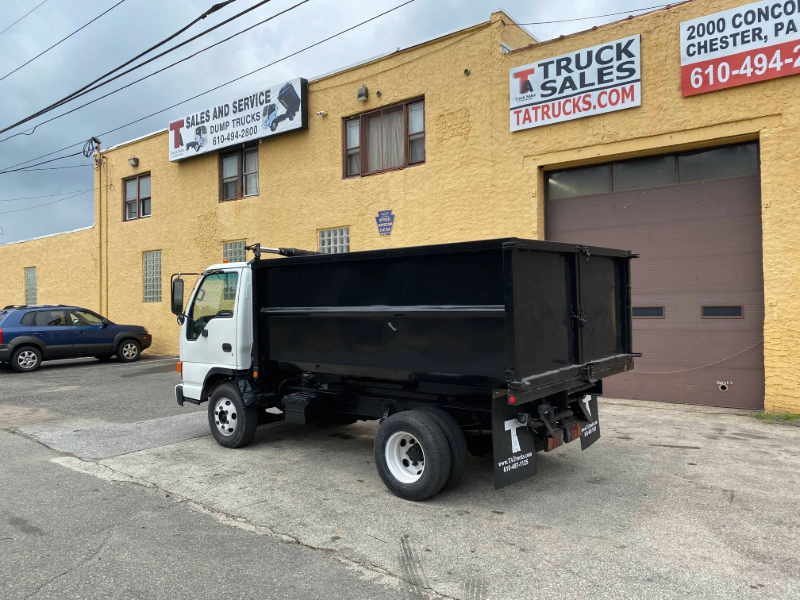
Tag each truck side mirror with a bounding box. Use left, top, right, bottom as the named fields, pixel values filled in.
left=171, top=278, right=184, bottom=316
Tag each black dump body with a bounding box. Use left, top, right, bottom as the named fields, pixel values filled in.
left=250, top=238, right=634, bottom=407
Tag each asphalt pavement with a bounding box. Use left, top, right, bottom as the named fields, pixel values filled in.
left=2, top=355, right=800, bottom=599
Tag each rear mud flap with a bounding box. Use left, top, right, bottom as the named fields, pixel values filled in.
left=491, top=396, right=537, bottom=490
left=579, top=395, right=601, bottom=450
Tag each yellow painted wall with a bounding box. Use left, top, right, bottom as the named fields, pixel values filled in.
left=2, top=4, right=799, bottom=413
left=0, top=227, right=99, bottom=311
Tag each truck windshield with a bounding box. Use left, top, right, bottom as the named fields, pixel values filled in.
left=186, top=272, right=238, bottom=340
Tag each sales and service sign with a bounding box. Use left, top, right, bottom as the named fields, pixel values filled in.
left=509, top=35, right=641, bottom=131
left=168, top=78, right=308, bottom=161
left=681, top=1, right=800, bottom=96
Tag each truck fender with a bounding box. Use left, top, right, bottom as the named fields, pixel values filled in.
left=7, top=336, right=47, bottom=356
left=201, top=368, right=237, bottom=403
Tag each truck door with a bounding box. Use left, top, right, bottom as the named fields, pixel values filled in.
left=181, top=271, right=240, bottom=400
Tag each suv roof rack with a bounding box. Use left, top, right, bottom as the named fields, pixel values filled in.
left=2, top=304, right=67, bottom=310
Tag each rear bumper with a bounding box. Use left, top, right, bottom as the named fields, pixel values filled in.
left=0, top=344, right=10, bottom=361
left=139, top=334, right=153, bottom=351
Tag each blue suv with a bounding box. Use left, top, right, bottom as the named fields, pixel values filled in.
left=0, top=305, right=152, bottom=373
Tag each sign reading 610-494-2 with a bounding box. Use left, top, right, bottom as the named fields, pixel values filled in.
left=681, top=1, right=800, bottom=96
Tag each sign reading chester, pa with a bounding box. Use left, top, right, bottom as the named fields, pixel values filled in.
left=168, top=78, right=308, bottom=161
left=509, top=35, right=641, bottom=131
left=681, top=1, right=800, bottom=96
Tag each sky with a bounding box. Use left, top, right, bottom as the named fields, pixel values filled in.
left=0, top=0, right=666, bottom=245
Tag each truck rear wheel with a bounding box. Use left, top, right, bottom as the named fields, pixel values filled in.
left=208, top=383, right=258, bottom=448
left=374, top=410, right=452, bottom=501
left=416, top=406, right=468, bottom=490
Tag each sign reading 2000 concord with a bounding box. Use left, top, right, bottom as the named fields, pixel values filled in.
left=168, top=78, right=308, bottom=161
left=509, top=35, right=641, bottom=131
left=680, top=1, right=800, bottom=96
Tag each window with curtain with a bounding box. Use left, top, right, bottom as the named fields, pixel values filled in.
left=123, top=174, right=151, bottom=220
left=343, top=98, right=425, bottom=178
left=220, top=147, right=258, bottom=201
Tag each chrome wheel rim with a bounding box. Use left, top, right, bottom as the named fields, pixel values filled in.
left=122, top=342, right=138, bottom=359
left=17, top=350, right=38, bottom=370
left=213, top=397, right=238, bottom=437
left=385, top=431, right=425, bottom=484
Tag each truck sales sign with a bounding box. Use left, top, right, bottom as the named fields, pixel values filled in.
left=509, top=35, right=641, bottom=131
left=168, top=78, right=308, bottom=161
left=681, top=1, right=800, bottom=96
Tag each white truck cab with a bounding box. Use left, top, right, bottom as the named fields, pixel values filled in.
left=176, top=263, right=253, bottom=402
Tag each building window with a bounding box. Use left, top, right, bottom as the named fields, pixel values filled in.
left=123, top=174, right=151, bottom=220
left=343, top=98, right=425, bottom=178
left=702, top=306, right=744, bottom=318
left=633, top=307, right=665, bottom=318
left=223, top=241, right=247, bottom=263
left=220, top=147, right=258, bottom=201
left=319, top=227, right=350, bottom=254
left=24, top=267, right=37, bottom=305
left=546, top=142, right=758, bottom=200
left=143, top=251, right=162, bottom=303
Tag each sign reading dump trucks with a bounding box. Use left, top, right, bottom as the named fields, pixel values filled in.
left=170, top=239, right=636, bottom=500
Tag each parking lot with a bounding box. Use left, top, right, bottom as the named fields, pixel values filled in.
left=2, top=356, right=800, bottom=599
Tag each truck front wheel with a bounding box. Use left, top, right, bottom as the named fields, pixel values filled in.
left=208, top=383, right=258, bottom=448
left=374, top=410, right=452, bottom=501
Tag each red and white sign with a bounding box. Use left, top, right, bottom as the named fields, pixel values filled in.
left=509, top=35, right=641, bottom=131
left=680, top=1, right=800, bottom=96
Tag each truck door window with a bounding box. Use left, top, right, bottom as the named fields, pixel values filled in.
left=187, top=272, right=238, bottom=340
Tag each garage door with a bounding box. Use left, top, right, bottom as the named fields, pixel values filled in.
left=546, top=143, right=764, bottom=409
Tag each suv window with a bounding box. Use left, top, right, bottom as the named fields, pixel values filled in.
left=20, top=312, right=35, bottom=326
left=70, top=310, right=103, bottom=326
left=33, top=310, right=68, bottom=326
left=186, top=272, right=238, bottom=340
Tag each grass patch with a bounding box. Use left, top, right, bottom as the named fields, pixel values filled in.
left=752, top=412, right=800, bottom=423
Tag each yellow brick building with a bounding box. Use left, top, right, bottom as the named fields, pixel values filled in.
left=2, top=1, right=799, bottom=413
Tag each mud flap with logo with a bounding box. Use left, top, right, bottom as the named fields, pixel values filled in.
left=578, top=395, right=601, bottom=450
left=491, top=396, right=537, bottom=490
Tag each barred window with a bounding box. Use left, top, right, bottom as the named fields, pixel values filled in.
left=24, top=267, right=37, bottom=305
left=318, top=227, right=350, bottom=254
left=143, top=251, right=162, bottom=303
left=223, top=241, right=247, bottom=263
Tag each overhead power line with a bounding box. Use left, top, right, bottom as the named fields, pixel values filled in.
left=0, top=0, right=271, bottom=134
left=0, top=0, right=414, bottom=153
left=12, top=164, right=93, bottom=172
left=0, top=0, right=128, bottom=82
left=0, top=0, right=312, bottom=143
left=0, top=187, right=95, bottom=202
left=518, top=4, right=670, bottom=25
left=0, top=189, right=92, bottom=215
left=0, top=0, right=50, bottom=37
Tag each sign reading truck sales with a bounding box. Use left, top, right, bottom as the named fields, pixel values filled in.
left=168, top=78, right=308, bottom=161
left=681, top=1, right=800, bottom=96
left=510, top=35, right=641, bottom=131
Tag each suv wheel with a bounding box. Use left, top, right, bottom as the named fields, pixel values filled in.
left=117, top=340, right=141, bottom=363
left=11, top=346, right=42, bottom=373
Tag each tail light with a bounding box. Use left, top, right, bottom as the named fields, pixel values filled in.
left=176, top=361, right=182, bottom=374
left=0, top=329, right=3, bottom=344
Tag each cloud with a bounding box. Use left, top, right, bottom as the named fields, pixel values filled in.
left=0, top=0, right=649, bottom=244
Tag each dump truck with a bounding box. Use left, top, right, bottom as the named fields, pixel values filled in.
left=171, top=238, right=636, bottom=500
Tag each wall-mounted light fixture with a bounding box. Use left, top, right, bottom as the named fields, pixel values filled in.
left=316, top=111, right=328, bottom=116
left=128, top=157, right=139, bottom=167
left=357, top=84, right=368, bottom=102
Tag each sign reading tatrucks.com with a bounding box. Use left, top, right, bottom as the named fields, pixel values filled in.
left=168, top=78, right=308, bottom=161
left=509, top=35, right=641, bottom=131
left=681, top=1, right=800, bottom=96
